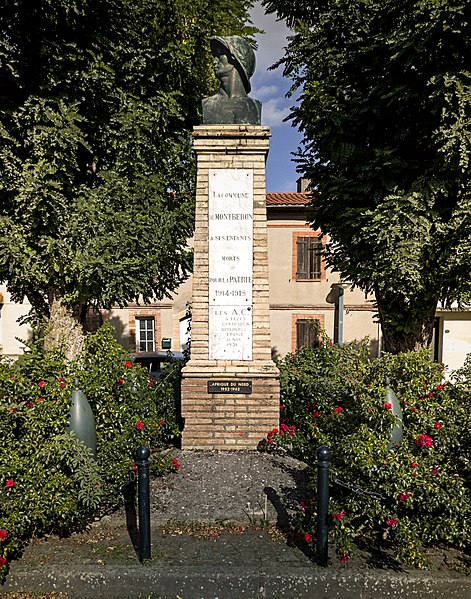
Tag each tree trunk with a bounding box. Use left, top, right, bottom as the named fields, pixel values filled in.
left=43, top=294, right=85, bottom=361
left=376, top=289, right=438, bottom=354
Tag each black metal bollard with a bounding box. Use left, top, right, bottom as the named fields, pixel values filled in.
left=135, top=446, right=151, bottom=561
left=316, top=446, right=331, bottom=566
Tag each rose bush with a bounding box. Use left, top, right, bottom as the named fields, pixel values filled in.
left=0, top=324, right=181, bottom=582
left=270, top=339, right=471, bottom=568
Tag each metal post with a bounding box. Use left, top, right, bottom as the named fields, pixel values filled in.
left=316, top=446, right=331, bottom=566
left=338, top=287, right=345, bottom=348
left=135, top=446, right=151, bottom=561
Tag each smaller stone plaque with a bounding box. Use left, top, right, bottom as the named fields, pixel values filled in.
left=208, top=380, right=253, bottom=394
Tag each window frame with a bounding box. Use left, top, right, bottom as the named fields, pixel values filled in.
left=292, top=314, right=325, bottom=352
left=292, top=231, right=326, bottom=281
left=136, top=317, right=155, bottom=352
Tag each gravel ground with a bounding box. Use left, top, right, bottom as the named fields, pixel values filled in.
left=150, top=449, right=310, bottom=526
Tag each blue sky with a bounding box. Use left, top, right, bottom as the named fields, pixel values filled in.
left=250, top=2, right=302, bottom=192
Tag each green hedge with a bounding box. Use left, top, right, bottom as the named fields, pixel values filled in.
left=269, top=340, right=471, bottom=568
left=0, top=324, right=181, bottom=580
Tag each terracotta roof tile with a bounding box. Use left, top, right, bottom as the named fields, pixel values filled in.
left=266, top=192, right=311, bottom=206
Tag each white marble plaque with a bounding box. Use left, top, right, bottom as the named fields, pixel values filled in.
left=208, top=169, right=253, bottom=360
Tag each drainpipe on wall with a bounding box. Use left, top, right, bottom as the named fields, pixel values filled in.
left=336, top=283, right=350, bottom=348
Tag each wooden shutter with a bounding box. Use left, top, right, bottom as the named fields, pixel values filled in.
left=296, top=319, right=321, bottom=349
left=297, top=236, right=323, bottom=280
left=296, top=237, right=309, bottom=279
left=296, top=319, right=311, bottom=349
left=308, top=236, right=323, bottom=279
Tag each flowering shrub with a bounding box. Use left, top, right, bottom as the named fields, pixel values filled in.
left=0, top=324, right=181, bottom=582
left=271, top=340, right=471, bottom=568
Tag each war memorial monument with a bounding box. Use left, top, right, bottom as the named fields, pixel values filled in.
left=181, top=36, right=280, bottom=449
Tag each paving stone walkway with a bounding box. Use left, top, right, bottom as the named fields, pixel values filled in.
left=3, top=450, right=470, bottom=598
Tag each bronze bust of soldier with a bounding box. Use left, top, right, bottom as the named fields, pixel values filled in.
left=202, top=36, right=262, bottom=125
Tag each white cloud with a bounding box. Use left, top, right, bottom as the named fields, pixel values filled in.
left=261, top=98, right=291, bottom=127
left=251, top=84, right=279, bottom=99
left=248, top=2, right=302, bottom=191
left=251, top=2, right=290, bottom=74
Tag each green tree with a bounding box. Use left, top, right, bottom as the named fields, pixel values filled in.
left=0, top=0, right=256, bottom=358
left=264, top=0, right=471, bottom=352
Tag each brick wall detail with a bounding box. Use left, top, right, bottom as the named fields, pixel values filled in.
left=181, top=376, right=280, bottom=450
left=181, top=125, right=280, bottom=450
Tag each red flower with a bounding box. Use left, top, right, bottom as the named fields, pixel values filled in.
left=386, top=517, right=397, bottom=527
left=0, top=530, right=7, bottom=541
left=58, top=377, right=65, bottom=381
left=384, top=402, right=392, bottom=410
left=0, top=557, right=6, bottom=567
left=416, top=434, right=433, bottom=448
left=159, top=419, right=165, bottom=425
left=172, top=458, right=181, bottom=470
left=300, top=500, right=307, bottom=512
left=118, top=377, right=124, bottom=385
left=433, top=423, right=442, bottom=429
left=340, top=554, right=349, bottom=563
left=313, top=411, right=320, bottom=418
left=398, top=492, right=411, bottom=501
left=125, top=360, right=132, bottom=369
left=432, top=469, right=438, bottom=475
left=5, top=479, right=14, bottom=488
left=135, top=421, right=144, bottom=430
left=332, top=512, right=345, bottom=521
left=303, top=533, right=312, bottom=542
left=427, top=391, right=434, bottom=397
left=436, top=384, right=445, bottom=391
left=411, top=462, right=418, bottom=468
left=59, top=383, right=65, bottom=389
left=333, top=406, right=343, bottom=414
left=38, top=381, right=46, bottom=388
left=37, top=397, right=45, bottom=402
left=279, top=404, right=285, bottom=410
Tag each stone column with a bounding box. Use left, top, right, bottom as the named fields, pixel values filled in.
left=181, top=124, right=280, bottom=450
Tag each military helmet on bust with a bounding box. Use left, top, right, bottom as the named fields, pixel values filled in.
left=210, top=35, right=256, bottom=94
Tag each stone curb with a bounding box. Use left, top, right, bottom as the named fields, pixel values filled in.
left=4, top=564, right=471, bottom=599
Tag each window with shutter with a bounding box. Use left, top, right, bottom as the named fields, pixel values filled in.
left=296, top=235, right=323, bottom=280
left=296, top=319, right=321, bottom=349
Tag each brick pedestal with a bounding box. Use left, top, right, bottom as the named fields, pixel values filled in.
left=181, top=125, right=280, bottom=450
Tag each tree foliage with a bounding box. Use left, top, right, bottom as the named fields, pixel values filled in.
left=264, top=0, right=471, bottom=351
left=0, top=0, right=256, bottom=335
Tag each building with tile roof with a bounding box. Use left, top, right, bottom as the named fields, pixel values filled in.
left=1, top=181, right=471, bottom=374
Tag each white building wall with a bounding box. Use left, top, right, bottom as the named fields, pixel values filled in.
left=440, top=313, right=471, bottom=378
left=0, top=285, right=32, bottom=358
